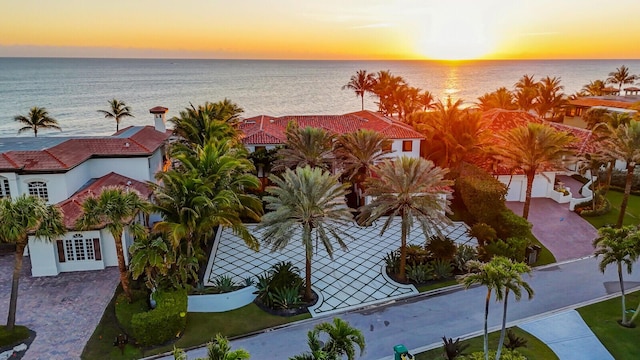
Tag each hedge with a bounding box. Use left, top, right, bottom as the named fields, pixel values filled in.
left=130, top=289, right=188, bottom=347
left=457, top=163, right=508, bottom=225
left=494, top=209, right=532, bottom=240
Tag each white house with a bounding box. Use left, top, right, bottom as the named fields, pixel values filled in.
left=0, top=107, right=171, bottom=276
left=239, top=110, right=424, bottom=158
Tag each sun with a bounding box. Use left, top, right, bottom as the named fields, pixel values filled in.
left=416, top=4, right=496, bottom=60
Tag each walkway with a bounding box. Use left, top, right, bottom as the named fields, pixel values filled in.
left=0, top=254, right=120, bottom=360
left=506, top=198, right=598, bottom=261
left=157, top=256, right=639, bottom=360
left=519, top=310, right=614, bottom=360
left=556, top=175, right=586, bottom=199
left=205, top=220, right=476, bottom=317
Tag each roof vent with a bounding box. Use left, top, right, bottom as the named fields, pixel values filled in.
left=269, top=119, right=275, bottom=123
left=124, top=142, right=130, bottom=148
left=126, top=181, right=132, bottom=186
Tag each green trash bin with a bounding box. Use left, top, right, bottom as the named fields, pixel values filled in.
left=393, top=344, right=414, bottom=360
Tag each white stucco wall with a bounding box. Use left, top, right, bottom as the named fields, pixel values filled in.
left=498, top=172, right=556, bottom=202
left=147, top=147, right=165, bottom=182
left=87, top=157, right=152, bottom=182
left=18, top=173, right=68, bottom=204
left=245, top=145, right=279, bottom=153
left=390, top=139, right=421, bottom=159
left=28, top=236, right=60, bottom=276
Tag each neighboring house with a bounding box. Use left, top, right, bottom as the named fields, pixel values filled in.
left=563, top=96, right=639, bottom=129
left=239, top=110, right=424, bottom=158
left=0, top=107, right=171, bottom=276
left=478, top=109, right=596, bottom=203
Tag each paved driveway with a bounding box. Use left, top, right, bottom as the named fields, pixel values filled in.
left=0, top=254, right=119, bottom=360
left=506, top=198, right=599, bottom=262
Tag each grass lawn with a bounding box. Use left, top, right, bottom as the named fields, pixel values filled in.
left=414, top=327, right=558, bottom=360
left=82, top=289, right=310, bottom=360
left=0, top=325, right=30, bottom=347
left=577, top=291, right=640, bottom=359
left=416, top=279, right=458, bottom=293
left=582, top=190, right=640, bottom=229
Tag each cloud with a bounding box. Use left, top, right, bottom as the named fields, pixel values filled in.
left=518, top=32, right=560, bottom=37
left=350, top=23, right=393, bottom=29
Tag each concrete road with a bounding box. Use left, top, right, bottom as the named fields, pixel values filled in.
left=153, top=256, right=640, bottom=360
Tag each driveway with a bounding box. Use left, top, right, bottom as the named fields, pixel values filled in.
left=0, top=254, right=119, bottom=360
left=506, top=198, right=599, bottom=262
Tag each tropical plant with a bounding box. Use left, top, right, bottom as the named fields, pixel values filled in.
left=454, top=244, right=478, bottom=272
left=170, top=100, right=243, bottom=149
left=426, top=236, right=457, bottom=261
left=581, top=79, right=607, bottom=96
left=274, top=122, right=335, bottom=172
left=14, top=106, right=62, bottom=137
left=493, top=123, right=575, bottom=219
left=476, top=87, right=517, bottom=111
left=593, top=225, right=640, bottom=326
left=129, top=233, right=175, bottom=291
left=0, top=195, right=65, bottom=331
left=213, top=275, right=237, bottom=293
left=270, top=286, right=304, bottom=310
left=504, top=329, right=527, bottom=351
left=342, top=69, right=376, bottom=111
left=406, top=264, right=433, bottom=283
left=314, top=318, right=365, bottom=360
left=384, top=250, right=401, bottom=274
left=514, top=74, right=538, bottom=112
left=289, top=330, right=336, bottom=360
left=258, top=166, right=353, bottom=301
left=357, top=156, right=453, bottom=282
left=607, top=65, right=637, bottom=92
left=442, top=336, right=469, bottom=360
left=534, top=76, right=566, bottom=120
left=173, top=333, right=250, bottom=360
left=334, top=129, right=392, bottom=207
left=76, top=186, right=151, bottom=301
left=458, top=257, right=533, bottom=360
left=371, top=70, right=406, bottom=117
left=98, top=98, right=134, bottom=132
left=597, top=120, right=640, bottom=227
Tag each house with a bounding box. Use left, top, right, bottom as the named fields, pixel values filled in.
left=563, top=96, right=639, bottom=129
left=0, top=107, right=171, bottom=276
left=239, top=110, right=424, bottom=158
left=478, top=109, right=596, bottom=204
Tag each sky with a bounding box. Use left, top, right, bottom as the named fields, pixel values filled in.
left=2, top=0, right=640, bottom=60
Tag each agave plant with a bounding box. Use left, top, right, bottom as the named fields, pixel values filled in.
left=270, top=286, right=304, bottom=310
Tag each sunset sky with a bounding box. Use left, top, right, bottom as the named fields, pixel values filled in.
left=2, top=0, right=640, bottom=60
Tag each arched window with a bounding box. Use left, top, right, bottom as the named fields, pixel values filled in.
left=28, top=181, right=48, bottom=201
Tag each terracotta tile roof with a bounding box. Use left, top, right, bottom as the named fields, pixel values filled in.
left=57, top=172, right=152, bottom=229
left=149, top=106, right=169, bottom=113
left=0, top=126, right=168, bottom=172
left=568, top=98, right=637, bottom=109
left=240, top=110, right=424, bottom=145
left=624, top=87, right=640, bottom=91
left=482, top=109, right=544, bottom=132
left=548, top=122, right=597, bottom=154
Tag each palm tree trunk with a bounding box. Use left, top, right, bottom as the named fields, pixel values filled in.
left=361, top=94, right=364, bottom=111
left=305, top=254, right=313, bottom=302
left=616, top=163, right=635, bottom=228
left=496, top=289, right=510, bottom=360
left=399, top=215, right=408, bottom=282
left=604, top=161, right=614, bottom=195
left=484, top=289, right=491, bottom=360
left=628, top=294, right=640, bottom=325
left=113, top=230, right=132, bottom=301
left=7, top=241, right=26, bottom=331
left=522, top=172, right=535, bottom=220
left=619, top=262, right=628, bottom=325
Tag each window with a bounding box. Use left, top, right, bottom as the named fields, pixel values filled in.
left=0, top=178, right=9, bottom=199
left=402, top=140, right=413, bottom=152
left=381, top=143, right=392, bottom=153
left=255, top=146, right=266, bottom=152
left=28, top=181, right=48, bottom=201
left=57, top=234, right=100, bottom=262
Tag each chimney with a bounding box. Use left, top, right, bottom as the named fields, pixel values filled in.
left=149, top=106, right=169, bottom=133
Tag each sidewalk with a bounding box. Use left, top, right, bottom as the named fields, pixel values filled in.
left=154, top=256, right=640, bottom=360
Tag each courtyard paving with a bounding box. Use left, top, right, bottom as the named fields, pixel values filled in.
left=0, top=254, right=120, bottom=360
left=204, top=219, right=476, bottom=317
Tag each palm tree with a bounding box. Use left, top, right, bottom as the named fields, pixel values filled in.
left=607, top=65, right=637, bottom=92
left=98, top=99, right=134, bottom=132
left=0, top=195, right=65, bottom=331
left=14, top=106, right=62, bottom=137
left=258, top=166, right=353, bottom=301
left=372, top=70, right=406, bottom=116
left=274, top=122, right=335, bottom=172
left=476, top=87, right=517, bottom=111
left=342, top=70, right=376, bottom=111
left=598, top=120, right=640, bottom=227
left=129, top=233, right=175, bottom=291
left=76, top=187, right=151, bottom=301
left=334, top=129, right=392, bottom=207
left=314, top=318, right=365, bottom=360
left=514, top=74, right=538, bottom=112
left=535, top=76, right=566, bottom=120
left=458, top=257, right=533, bottom=360
left=357, top=157, right=453, bottom=282
left=593, top=226, right=640, bottom=326
left=290, top=331, right=335, bottom=360
left=493, top=123, right=575, bottom=219
left=170, top=100, right=244, bottom=150
left=173, top=333, right=250, bottom=360
left=581, top=79, right=607, bottom=96
left=494, top=260, right=533, bottom=360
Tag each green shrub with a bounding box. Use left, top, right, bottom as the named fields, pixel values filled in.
left=253, top=261, right=304, bottom=310
left=482, top=237, right=528, bottom=262
left=457, top=163, right=508, bottom=225
left=494, top=210, right=532, bottom=240
left=130, top=289, right=188, bottom=347
left=407, top=263, right=434, bottom=284
left=0, top=325, right=30, bottom=347
left=270, top=286, right=304, bottom=310
left=603, top=168, right=640, bottom=191
left=406, top=244, right=429, bottom=265
left=432, top=259, right=453, bottom=280
left=213, top=275, right=237, bottom=293
left=114, top=290, right=149, bottom=337
left=384, top=250, right=401, bottom=274
left=426, top=236, right=457, bottom=261
left=461, top=349, right=526, bottom=360
left=454, top=244, right=478, bottom=272
left=469, top=223, right=497, bottom=247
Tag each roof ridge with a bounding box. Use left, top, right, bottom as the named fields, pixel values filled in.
left=126, top=137, right=151, bottom=152
left=1, top=153, right=19, bottom=168
left=43, top=149, right=69, bottom=168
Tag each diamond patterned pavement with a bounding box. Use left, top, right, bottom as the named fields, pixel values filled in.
left=204, top=219, right=476, bottom=317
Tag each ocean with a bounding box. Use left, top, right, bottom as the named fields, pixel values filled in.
left=1, top=58, right=640, bottom=137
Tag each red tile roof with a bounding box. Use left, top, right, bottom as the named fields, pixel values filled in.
left=57, top=172, right=152, bottom=229
left=0, top=126, right=168, bottom=172
left=149, top=106, right=169, bottom=113
left=239, top=110, right=424, bottom=145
